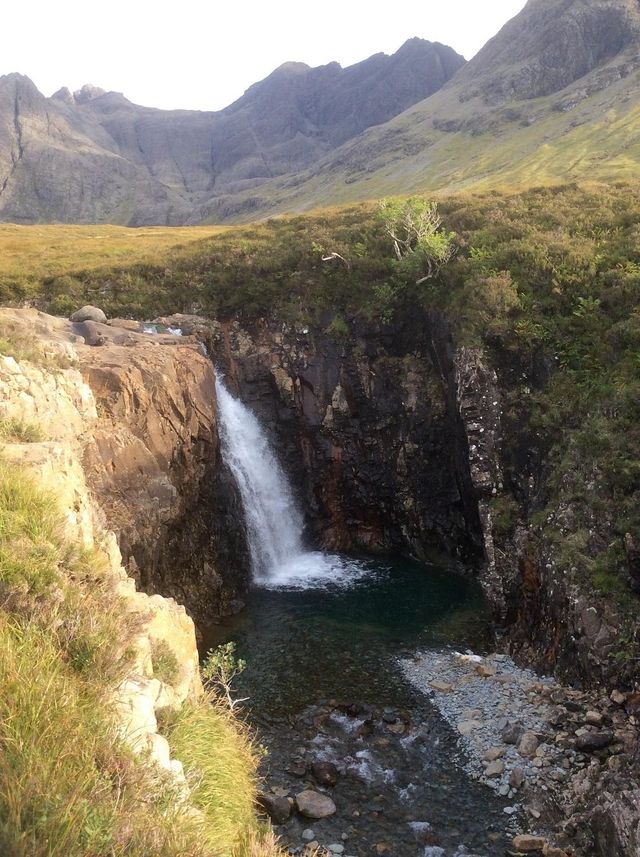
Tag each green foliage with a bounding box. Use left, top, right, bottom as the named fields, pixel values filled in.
left=202, top=642, right=247, bottom=711
left=151, top=638, right=180, bottom=685
left=378, top=197, right=456, bottom=284
left=490, top=494, right=521, bottom=539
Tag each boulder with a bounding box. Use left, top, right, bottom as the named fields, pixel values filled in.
left=312, top=760, right=340, bottom=787
left=575, top=730, right=614, bottom=752
left=502, top=722, right=525, bottom=744
left=70, top=305, right=107, bottom=323
left=296, top=789, right=337, bottom=819
left=257, top=792, right=291, bottom=824
left=518, top=731, right=539, bottom=757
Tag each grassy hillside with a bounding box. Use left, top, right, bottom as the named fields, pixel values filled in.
left=0, top=223, right=225, bottom=303
left=3, top=181, right=639, bottom=624
left=0, top=453, right=281, bottom=856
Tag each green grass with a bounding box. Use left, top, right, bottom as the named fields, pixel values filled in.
left=0, top=460, right=284, bottom=857
left=151, top=638, right=181, bottom=685
left=0, top=419, right=44, bottom=444
left=165, top=696, right=272, bottom=856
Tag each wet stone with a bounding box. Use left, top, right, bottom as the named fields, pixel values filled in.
left=296, top=790, right=337, bottom=819
left=312, top=761, right=340, bottom=787
left=258, top=792, right=291, bottom=824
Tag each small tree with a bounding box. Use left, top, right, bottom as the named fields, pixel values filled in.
left=378, top=197, right=456, bottom=284
left=201, top=642, right=248, bottom=711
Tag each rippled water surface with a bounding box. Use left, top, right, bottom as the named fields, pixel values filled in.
left=202, top=558, right=518, bottom=856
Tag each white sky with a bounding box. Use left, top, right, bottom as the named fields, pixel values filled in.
left=5, top=0, right=528, bottom=111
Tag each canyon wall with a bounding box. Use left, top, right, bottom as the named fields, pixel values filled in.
left=161, top=310, right=638, bottom=694
left=0, top=309, right=249, bottom=624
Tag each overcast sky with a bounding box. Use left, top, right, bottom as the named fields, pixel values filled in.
left=5, top=0, right=528, bottom=111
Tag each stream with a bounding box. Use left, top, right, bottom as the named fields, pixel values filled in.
left=206, top=375, right=520, bottom=856
left=202, top=560, right=518, bottom=857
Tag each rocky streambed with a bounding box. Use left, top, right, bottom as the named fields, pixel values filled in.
left=251, top=648, right=639, bottom=857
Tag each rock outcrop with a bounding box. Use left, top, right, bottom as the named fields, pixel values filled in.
left=0, top=314, right=204, bottom=777
left=162, top=312, right=485, bottom=565
left=0, top=308, right=249, bottom=622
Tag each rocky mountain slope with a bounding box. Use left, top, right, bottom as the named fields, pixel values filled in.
left=233, top=0, right=640, bottom=217
left=2, top=0, right=640, bottom=224
left=0, top=39, right=464, bottom=225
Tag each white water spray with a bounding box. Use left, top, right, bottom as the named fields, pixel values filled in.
left=215, top=373, right=370, bottom=589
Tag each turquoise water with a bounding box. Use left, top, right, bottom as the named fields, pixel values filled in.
left=201, top=558, right=515, bottom=856
left=202, top=556, right=491, bottom=715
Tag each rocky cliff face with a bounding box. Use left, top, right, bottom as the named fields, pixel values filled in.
left=0, top=311, right=205, bottom=781
left=159, top=310, right=640, bottom=700
left=161, top=312, right=486, bottom=568
left=0, top=40, right=464, bottom=226
left=0, top=309, right=248, bottom=623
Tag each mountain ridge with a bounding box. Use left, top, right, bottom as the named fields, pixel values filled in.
left=1, top=0, right=640, bottom=225
left=0, top=39, right=465, bottom=225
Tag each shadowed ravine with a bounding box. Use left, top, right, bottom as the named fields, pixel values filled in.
left=205, top=379, right=514, bottom=856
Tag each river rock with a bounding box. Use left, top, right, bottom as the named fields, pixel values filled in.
left=518, top=731, right=539, bottom=757
left=312, top=760, right=340, bottom=786
left=457, top=719, right=482, bottom=735
left=575, top=730, right=614, bottom=752
left=327, top=845, right=345, bottom=854
left=485, top=760, right=505, bottom=777
left=257, top=792, right=291, bottom=824
left=512, top=834, right=546, bottom=852
left=484, top=746, right=506, bottom=761
left=585, top=710, right=604, bottom=726
left=510, top=766, right=525, bottom=789
left=302, top=829, right=316, bottom=841
left=502, top=722, right=525, bottom=744
left=430, top=680, right=454, bottom=693
left=296, top=789, right=337, bottom=818
left=70, top=305, right=107, bottom=323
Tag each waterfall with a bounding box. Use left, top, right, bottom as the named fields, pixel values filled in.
left=215, top=373, right=370, bottom=589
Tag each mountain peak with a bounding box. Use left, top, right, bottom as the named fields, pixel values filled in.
left=461, top=0, right=640, bottom=102
left=73, top=84, right=108, bottom=104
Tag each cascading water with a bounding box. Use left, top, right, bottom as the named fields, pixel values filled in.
left=215, top=372, right=370, bottom=589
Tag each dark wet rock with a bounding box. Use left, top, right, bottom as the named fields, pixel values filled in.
left=575, top=731, right=614, bottom=752
left=295, top=790, right=337, bottom=819
left=382, top=708, right=397, bottom=724
left=312, top=761, right=340, bottom=787
left=258, top=792, right=292, bottom=824
left=356, top=720, right=375, bottom=738
left=502, top=722, right=525, bottom=745
left=288, top=758, right=308, bottom=777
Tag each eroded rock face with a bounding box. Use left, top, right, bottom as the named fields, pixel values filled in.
left=0, top=316, right=204, bottom=779
left=0, top=308, right=248, bottom=622
left=171, top=311, right=485, bottom=566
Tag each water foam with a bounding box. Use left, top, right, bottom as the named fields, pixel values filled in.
left=215, top=373, right=373, bottom=590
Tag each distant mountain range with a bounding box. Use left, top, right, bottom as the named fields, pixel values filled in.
left=1, top=0, right=640, bottom=225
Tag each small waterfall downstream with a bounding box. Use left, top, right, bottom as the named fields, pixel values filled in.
left=215, top=373, right=369, bottom=588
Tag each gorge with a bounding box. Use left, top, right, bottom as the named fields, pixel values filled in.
left=1, top=290, right=638, bottom=856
